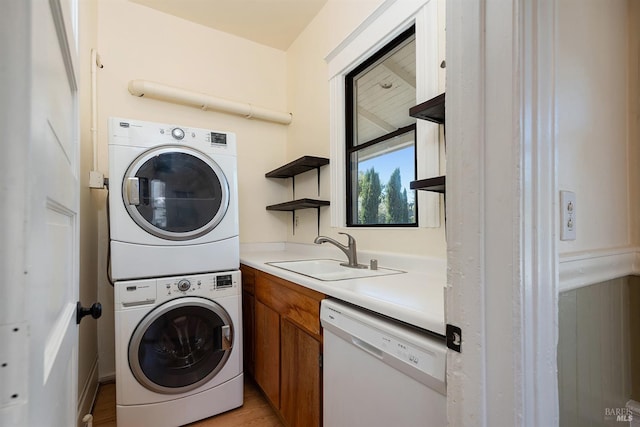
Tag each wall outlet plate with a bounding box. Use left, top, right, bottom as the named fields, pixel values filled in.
left=560, top=191, right=576, bottom=241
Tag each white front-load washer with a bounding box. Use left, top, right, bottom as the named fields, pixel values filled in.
left=114, top=271, right=243, bottom=427
left=108, top=117, right=239, bottom=280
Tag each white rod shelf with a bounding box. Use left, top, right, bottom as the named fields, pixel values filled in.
left=128, top=79, right=293, bottom=125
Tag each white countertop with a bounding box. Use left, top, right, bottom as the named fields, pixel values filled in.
left=240, top=242, right=446, bottom=336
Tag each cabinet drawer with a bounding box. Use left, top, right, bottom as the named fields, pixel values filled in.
left=256, top=273, right=324, bottom=337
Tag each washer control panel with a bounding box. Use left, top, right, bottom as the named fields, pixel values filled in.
left=177, top=279, right=191, bottom=291
left=160, top=271, right=240, bottom=301
left=115, top=271, right=241, bottom=307
left=171, top=127, right=185, bottom=140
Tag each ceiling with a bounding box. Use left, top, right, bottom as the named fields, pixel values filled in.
left=130, top=0, right=328, bottom=51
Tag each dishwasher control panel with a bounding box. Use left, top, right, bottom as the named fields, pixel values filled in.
left=380, top=334, right=432, bottom=370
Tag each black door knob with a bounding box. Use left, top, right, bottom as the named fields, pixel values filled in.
left=76, top=302, right=102, bottom=325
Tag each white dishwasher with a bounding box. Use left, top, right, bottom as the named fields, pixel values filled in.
left=321, top=299, right=446, bottom=427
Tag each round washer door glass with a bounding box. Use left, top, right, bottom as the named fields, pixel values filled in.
left=129, top=297, right=234, bottom=394
left=123, top=146, right=229, bottom=240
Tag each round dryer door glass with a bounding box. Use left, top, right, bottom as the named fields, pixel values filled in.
left=129, top=297, right=234, bottom=394
left=123, top=146, right=230, bottom=240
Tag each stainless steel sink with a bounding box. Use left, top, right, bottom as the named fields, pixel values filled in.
left=266, top=259, right=404, bottom=281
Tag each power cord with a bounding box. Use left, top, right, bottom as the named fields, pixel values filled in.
left=104, top=179, right=114, bottom=287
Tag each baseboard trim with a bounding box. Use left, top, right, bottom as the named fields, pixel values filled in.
left=559, top=247, right=640, bottom=292
left=99, top=372, right=116, bottom=383
left=76, top=355, right=99, bottom=427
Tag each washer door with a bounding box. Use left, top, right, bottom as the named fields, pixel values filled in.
left=122, top=146, right=229, bottom=241
left=128, top=297, right=234, bottom=394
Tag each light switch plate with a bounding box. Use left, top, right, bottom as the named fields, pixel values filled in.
left=560, top=191, right=576, bottom=241
left=89, top=170, right=104, bottom=189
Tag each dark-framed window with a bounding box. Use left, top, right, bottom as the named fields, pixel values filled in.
left=345, top=26, right=417, bottom=227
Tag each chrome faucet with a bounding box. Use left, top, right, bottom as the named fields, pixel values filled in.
left=314, top=232, right=365, bottom=269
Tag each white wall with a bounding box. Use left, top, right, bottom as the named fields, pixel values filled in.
left=556, top=2, right=639, bottom=423
left=96, top=0, right=290, bottom=244
left=94, top=0, right=290, bottom=378
left=557, top=0, right=634, bottom=254
left=284, top=0, right=447, bottom=258
left=630, top=0, right=640, bottom=246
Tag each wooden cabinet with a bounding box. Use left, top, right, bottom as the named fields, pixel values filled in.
left=240, top=264, right=325, bottom=427
left=280, top=318, right=322, bottom=426
left=254, top=300, right=280, bottom=405
left=241, top=265, right=256, bottom=376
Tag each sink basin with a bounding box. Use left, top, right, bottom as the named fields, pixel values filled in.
left=266, top=259, right=404, bottom=281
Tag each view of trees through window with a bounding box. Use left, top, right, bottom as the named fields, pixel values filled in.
left=356, top=145, right=416, bottom=225
left=358, top=167, right=414, bottom=224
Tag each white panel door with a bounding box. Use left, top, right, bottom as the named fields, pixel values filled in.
left=0, top=0, right=80, bottom=426
left=29, top=0, right=80, bottom=425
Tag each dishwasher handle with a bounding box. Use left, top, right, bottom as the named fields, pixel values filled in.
left=351, top=336, right=383, bottom=359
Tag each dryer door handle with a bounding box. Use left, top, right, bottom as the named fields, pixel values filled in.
left=221, top=325, right=232, bottom=351
left=125, top=177, right=140, bottom=205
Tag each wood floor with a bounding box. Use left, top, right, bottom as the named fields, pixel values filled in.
left=92, top=377, right=284, bottom=427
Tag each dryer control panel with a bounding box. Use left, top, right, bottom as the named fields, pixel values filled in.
left=108, top=116, right=237, bottom=156
left=115, top=271, right=241, bottom=308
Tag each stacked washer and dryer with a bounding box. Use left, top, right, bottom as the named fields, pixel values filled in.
left=108, top=117, right=243, bottom=427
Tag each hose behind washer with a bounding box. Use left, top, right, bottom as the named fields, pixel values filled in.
left=105, top=181, right=114, bottom=287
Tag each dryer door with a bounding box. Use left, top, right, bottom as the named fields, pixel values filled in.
left=122, top=146, right=230, bottom=241
left=128, top=297, right=234, bottom=394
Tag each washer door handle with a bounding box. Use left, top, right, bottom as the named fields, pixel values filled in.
left=221, top=325, right=232, bottom=350
left=125, top=177, right=140, bottom=205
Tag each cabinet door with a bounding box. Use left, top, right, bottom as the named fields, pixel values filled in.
left=242, top=291, right=255, bottom=376
left=241, top=265, right=256, bottom=375
left=241, top=265, right=256, bottom=295
left=256, top=273, right=323, bottom=336
left=280, top=318, right=322, bottom=427
left=255, top=300, right=281, bottom=408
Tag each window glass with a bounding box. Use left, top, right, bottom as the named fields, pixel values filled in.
left=354, top=38, right=416, bottom=145
left=346, top=27, right=417, bottom=226
left=351, top=130, right=416, bottom=225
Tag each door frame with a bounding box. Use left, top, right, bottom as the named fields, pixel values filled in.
left=445, top=0, right=558, bottom=425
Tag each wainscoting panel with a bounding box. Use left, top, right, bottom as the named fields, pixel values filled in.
left=630, top=276, right=640, bottom=402
left=558, top=277, right=631, bottom=426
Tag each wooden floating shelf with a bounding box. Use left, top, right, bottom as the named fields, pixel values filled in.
left=409, top=93, right=445, bottom=124
left=265, top=156, right=329, bottom=178
left=265, top=156, right=330, bottom=235
left=410, top=176, right=446, bottom=194
left=266, top=199, right=330, bottom=211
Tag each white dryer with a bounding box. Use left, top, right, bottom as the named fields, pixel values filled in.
left=114, top=271, right=243, bottom=427
left=108, top=117, right=238, bottom=280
